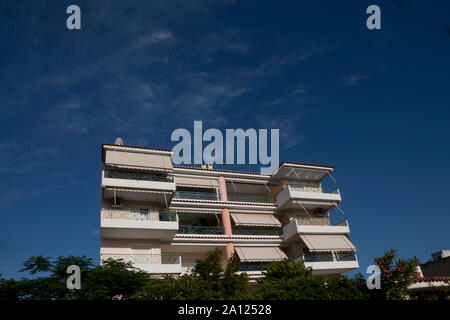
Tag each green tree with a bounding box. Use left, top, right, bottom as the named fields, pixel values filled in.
left=257, top=258, right=369, bottom=300
left=136, top=249, right=251, bottom=300
left=0, top=255, right=150, bottom=300
left=0, top=277, right=25, bottom=300
left=6, top=255, right=94, bottom=300
left=257, top=259, right=326, bottom=299
left=317, top=274, right=369, bottom=300
left=220, top=253, right=253, bottom=299
left=79, top=258, right=149, bottom=300
left=372, top=249, right=419, bottom=300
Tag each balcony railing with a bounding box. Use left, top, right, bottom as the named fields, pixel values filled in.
left=159, top=212, right=178, bottom=222
left=296, top=215, right=347, bottom=227
left=102, top=209, right=178, bottom=222
left=232, top=228, right=282, bottom=236
left=178, top=225, right=225, bottom=235
left=336, top=252, right=357, bottom=262
left=227, top=194, right=274, bottom=204
left=174, top=191, right=219, bottom=201
left=100, top=253, right=181, bottom=265
left=173, top=191, right=274, bottom=204
left=104, top=169, right=174, bottom=182
left=238, top=263, right=267, bottom=271
left=296, top=252, right=357, bottom=263
left=301, top=253, right=334, bottom=262
left=288, top=183, right=339, bottom=194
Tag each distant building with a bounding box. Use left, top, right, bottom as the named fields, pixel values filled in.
left=99, top=142, right=358, bottom=279
left=431, top=250, right=450, bottom=262
left=408, top=250, right=450, bottom=298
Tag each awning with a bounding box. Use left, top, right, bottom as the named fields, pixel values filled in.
left=292, top=200, right=338, bottom=206
left=103, top=187, right=171, bottom=194
left=300, top=234, right=356, bottom=253
left=175, top=176, right=219, bottom=189
left=105, top=164, right=170, bottom=173
left=168, top=208, right=222, bottom=214
left=105, top=150, right=173, bottom=171
left=235, top=247, right=287, bottom=262
left=231, top=213, right=281, bottom=227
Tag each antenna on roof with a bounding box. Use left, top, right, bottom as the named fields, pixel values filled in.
left=114, top=137, right=124, bottom=145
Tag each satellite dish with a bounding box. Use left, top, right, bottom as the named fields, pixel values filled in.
left=114, top=137, right=124, bottom=145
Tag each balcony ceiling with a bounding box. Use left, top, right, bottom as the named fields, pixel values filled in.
left=103, top=187, right=173, bottom=205
left=271, top=166, right=329, bottom=182
left=226, top=181, right=273, bottom=195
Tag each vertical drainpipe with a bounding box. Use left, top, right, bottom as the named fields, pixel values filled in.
left=218, top=176, right=234, bottom=260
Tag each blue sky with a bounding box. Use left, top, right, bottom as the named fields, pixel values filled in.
left=1, top=0, right=450, bottom=279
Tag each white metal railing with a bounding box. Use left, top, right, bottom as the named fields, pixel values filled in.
left=288, top=183, right=339, bottom=194
left=102, top=209, right=178, bottom=222
left=294, top=252, right=357, bottom=263
left=295, top=216, right=347, bottom=227
left=100, top=253, right=181, bottom=265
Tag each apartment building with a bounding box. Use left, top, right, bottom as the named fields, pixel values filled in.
left=408, top=250, right=450, bottom=297
left=100, top=142, right=359, bottom=278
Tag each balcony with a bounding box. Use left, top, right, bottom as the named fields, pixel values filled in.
left=172, top=191, right=275, bottom=209
left=100, top=253, right=182, bottom=274
left=173, top=191, right=219, bottom=201
left=227, top=194, right=274, bottom=204
left=283, top=216, right=350, bottom=240
left=294, top=252, right=359, bottom=274
left=101, top=210, right=179, bottom=240
left=177, top=225, right=225, bottom=235
left=276, top=183, right=341, bottom=210
left=238, top=263, right=268, bottom=272
left=102, top=169, right=176, bottom=192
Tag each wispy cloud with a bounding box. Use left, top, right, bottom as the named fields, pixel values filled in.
left=0, top=0, right=337, bottom=149
left=342, top=74, right=370, bottom=86
left=257, top=113, right=305, bottom=150
left=0, top=144, right=58, bottom=175
left=255, top=85, right=311, bottom=150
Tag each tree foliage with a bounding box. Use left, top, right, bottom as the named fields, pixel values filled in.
left=371, top=249, right=419, bottom=300
left=136, top=248, right=252, bottom=300
left=257, top=259, right=368, bottom=300
left=0, top=248, right=430, bottom=300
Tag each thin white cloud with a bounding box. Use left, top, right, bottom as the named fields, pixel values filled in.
left=342, top=74, right=370, bottom=86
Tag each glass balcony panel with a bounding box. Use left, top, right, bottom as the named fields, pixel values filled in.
left=301, top=253, right=334, bottom=262
left=178, top=225, right=225, bottom=235
left=102, top=209, right=178, bottom=222
left=100, top=254, right=181, bottom=264
left=104, top=169, right=173, bottom=182
left=336, top=252, right=357, bottom=261
left=159, top=212, right=178, bottom=221
left=289, top=183, right=338, bottom=194
left=238, top=263, right=267, bottom=271
left=173, top=191, right=220, bottom=201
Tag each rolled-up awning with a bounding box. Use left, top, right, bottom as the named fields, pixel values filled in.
left=105, top=150, right=173, bottom=171
left=103, top=187, right=171, bottom=194
left=175, top=176, right=219, bottom=189
left=168, top=208, right=221, bottom=214
left=235, top=247, right=287, bottom=262
left=230, top=213, right=281, bottom=227
left=300, top=234, right=356, bottom=253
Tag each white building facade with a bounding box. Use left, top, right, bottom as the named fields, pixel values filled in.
left=100, top=143, right=359, bottom=278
